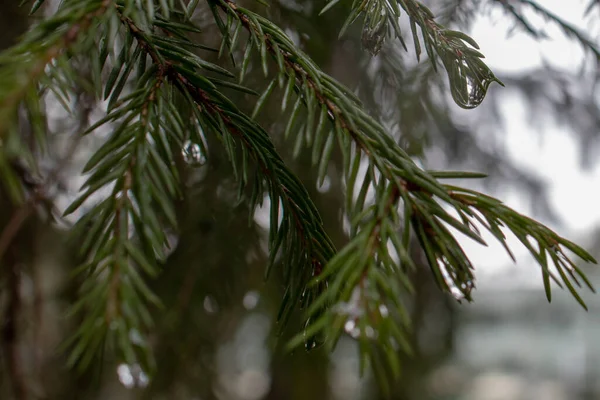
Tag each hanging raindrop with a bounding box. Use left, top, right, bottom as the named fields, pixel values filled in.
left=203, top=295, right=219, bottom=314
left=343, top=319, right=361, bottom=339
left=452, top=280, right=475, bottom=303
left=378, top=304, right=389, bottom=318
left=440, top=262, right=475, bottom=303
left=303, top=318, right=325, bottom=351
left=182, top=140, right=206, bottom=166
left=299, top=288, right=310, bottom=310
left=364, top=325, right=377, bottom=339
left=442, top=56, right=502, bottom=109
left=243, top=290, right=260, bottom=310
left=116, top=363, right=149, bottom=389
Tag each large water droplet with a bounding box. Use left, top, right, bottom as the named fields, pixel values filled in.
left=361, top=5, right=387, bottom=56
left=182, top=140, right=206, bottom=166
left=442, top=56, right=500, bottom=109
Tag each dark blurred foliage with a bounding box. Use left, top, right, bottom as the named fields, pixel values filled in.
left=0, top=0, right=598, bottom=399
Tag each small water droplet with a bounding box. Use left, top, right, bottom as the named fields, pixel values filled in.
left=117, top=364, right=135, bottom=389
left=344, top=319, right=354, bottom=332
left=365, top=326, right=377, bottom=339
left=440, top=261, right=475, bottom=302
left=299, top=289, right=309, bottom=310
left=243, top=290, right=260, bottom=310
left=378, top=304, right=389, bottom=318
left=304, top=337, right=319, bottom=351
left=203, top=295, right=218, bottom=314
left=128, top=329, right=145, bottom=347
left=303, top=318, right=325, bottom=351
left=458, top=280, right=475, bottom=301
left=344, top=319, right=361, bottom=339
left=182, top=140, right=206, bottom=166
left=117, top=363, right=149, bottom=389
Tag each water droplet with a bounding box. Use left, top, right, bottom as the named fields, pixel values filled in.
left=243, top=290, right=260, bottom=310
left=378, top=304, right=389, bottom=318
left=344, top=319, right=361, bottom=339
left=303, top=318, right=325, bottom=351
left=203, top=295, right=218, bottom=314
left=333, top=286, right=364, bottom=318
left=361, top=4, right=387, bottom=56
left=128, top=329, right=145, bottom=347
left=365, top=326, right=377, bottom=339
left=182, top=140, right=206, bottom=166
left=442, top=56, right=500, bottom=109
left=117, top=363, right=149, bottom=389
left=304, top=336, right=319, bottom=351
left=440, top=261, right=475, bottom=302
left=299, top=289, right=309, bottom=310
left=117, top=364, right=135, bottom=389
left=456, top=280, right=475, bottom=302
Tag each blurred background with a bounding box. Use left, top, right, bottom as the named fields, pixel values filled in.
left=1, top=0, right=599, bottom=399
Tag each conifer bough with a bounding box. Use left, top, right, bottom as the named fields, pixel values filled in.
left=0, top=0, right=597, bottom=390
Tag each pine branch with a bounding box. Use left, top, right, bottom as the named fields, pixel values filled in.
left=316, top=0, right=504, bottom=108
left=0, top=0, right=596, bottom=390
left=211, top=0, right=597, bottom=377
left=64, top=67, right=171, bottom=373
left=60, top=5, right=189, bottom=371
